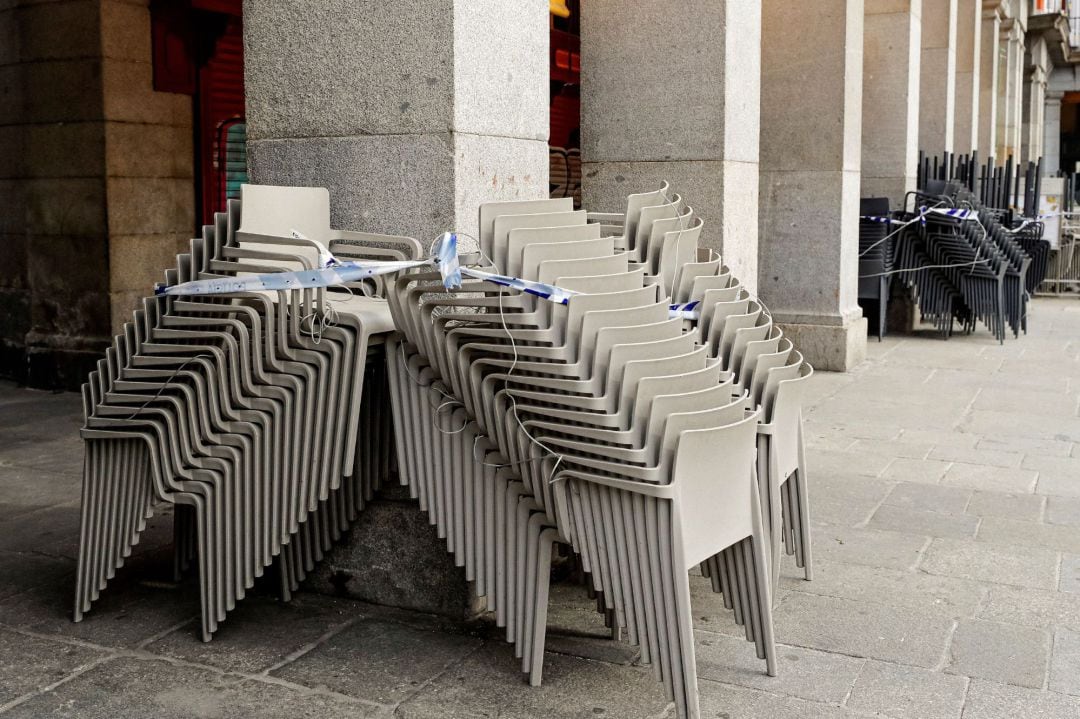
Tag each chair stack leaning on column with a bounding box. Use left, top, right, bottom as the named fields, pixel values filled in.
left=384, top=183, right=814, bottom=719
left=72, top=180, right=815, bottom=719
left=74, top=185, right=421, bottom=640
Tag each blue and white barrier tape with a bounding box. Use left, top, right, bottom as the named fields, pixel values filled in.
left=156, top=232, right=717, bottom=321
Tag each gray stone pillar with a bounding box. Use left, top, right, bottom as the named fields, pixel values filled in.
left=954, top=0, right=982, bottom=155
left=920, top=0, right=959, bottom=155
left=244, top=0, right=550, bottom=244
left=1022, top=40, right=1048, bottom=167
left=1045, top=92, right=1063, bottom=175
left=580, top=1, right=761, bottom=291
left=979, top=1, right=1003, bottom=159
left=759, top=0, right=868, bottom=372
left=243, top=0, right=550, bottom=616
left=862, top=0, right=922, bottom=205
left=998, top=18, right=1025, bottom=160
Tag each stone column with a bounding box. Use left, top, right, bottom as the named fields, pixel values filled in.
left=1045, top=92, right=1064, bottom=175
left=759, top=0, right=867, bottom=371
left=580, top=1, right=761, bottom=291
left=1023, top=64, right=1047, bottom=165
left=998, top=18, right=1024, bottom=161
left=1010, top=20, right=1027, bottom=159
left=920, top=0, right=959, bottom=155
left=244, top=0, right=550, bottom=244
left=954, top=0, right=982, bottom=155
left=862, top=0, right=921, bottom=205
left=243, top=0, right=550, bottom=618
left=979, top=1, right=1003, bottom=159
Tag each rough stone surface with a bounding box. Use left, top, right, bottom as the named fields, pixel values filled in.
left=1047, top=497, right=1080, bottom=527
left=868, top=503, right=979, bottom=539
left=758, top=0, right=865, bottom=369
left=271, top=617, right=484, bottom=705
left=845, top=659, right=969, bottom=719
left=1051, top=627, right=1080, bottom=697
left=580, top=1, right=760, bottom=292
left=966, top=490, right=1045, bottom=522
left=861, top=0, right=921, bottom=205
left=773, top=592, right=954, bottom=668
left=978, top=584, right=1080, bottom=631
left=2, top=656, right=386, bottom=719
left=0, top=627, right=105, bottom=705
left=395, top=642, right=671, bottom=719
left=883, top=482, right=972, bottom=514
left=1062, top=554, right=1080, bottom=594
left=919, top=537, right=1059, bottom=589
left=303, top=495, right=483, bottom=621
left=780, top=559, right=985, bottom=620
left=963, top=679, right=1080, bottom=719
left=945, top=620, right=1051, bottom=689
left=694, top=631, right=864, bottom=705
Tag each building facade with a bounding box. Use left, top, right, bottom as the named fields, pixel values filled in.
left=1, top=0, right=1077, bottom=388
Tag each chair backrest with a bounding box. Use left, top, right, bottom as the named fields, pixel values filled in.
left=768, top=361, right=814, bottom=479
left=478, top=198, right=574, bottom=261
left=672, top=257, right=723, bottom=303
left=508, top=224, right=602, bottom=277
left=761, top=353, right=803, bottom=422
left=657, top=217, right=703, bottom=294
left=690, top=271, right=733, bottom=302
left=519, top=237, right=614, bottom=281
left=749, top=339, right=793, bottom=407
left=632, top=194, right=682, bottom=261
left=672, top=412, right=762, bottom=568
left=490, top=211, right=586, bottom=275
left=621, top=181, right=671, bottom=251
left=539, top=253, right=628, bottom=285
left=239, top=184, right=332, bottom=243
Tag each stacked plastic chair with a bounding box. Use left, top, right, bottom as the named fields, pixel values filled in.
left=383, top=185, right=815, bottom=719
left=74, top=185, right=421, bottom=640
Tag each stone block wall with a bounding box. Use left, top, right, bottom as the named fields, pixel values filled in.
left=0, top=0, right=195, bottom=388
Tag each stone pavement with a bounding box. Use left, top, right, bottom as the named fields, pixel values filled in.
left=3, top=298, right=1080, bottom=718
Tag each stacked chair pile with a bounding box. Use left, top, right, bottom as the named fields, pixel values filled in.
left=74, top=182, right=816, bottom=719
left=75, top=185, right=421, bottom=640
left=385, top=185, right=815, bottom=719
left=858, top=197, right=895, bottom=341
left=888, top=184, right=1048, bottom=342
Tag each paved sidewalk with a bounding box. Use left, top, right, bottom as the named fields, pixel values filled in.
left=2, top=298, right=1080, bottom=718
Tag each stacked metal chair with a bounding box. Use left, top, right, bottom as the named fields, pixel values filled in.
left=858, top=197, right=895, bottom=341
left=74, top=185, right=420, bottom=640
left=384, top=185, right=814, bottom=719
left=892, top=185, right=1046, bottom=342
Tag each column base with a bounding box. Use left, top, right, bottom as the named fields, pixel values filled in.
left=305, top=487, right=485, bottom=621
left=777, top=317, right=868, bottom=372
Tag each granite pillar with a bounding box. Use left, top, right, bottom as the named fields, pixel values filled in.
left=954, top=0, right=982, bottom=155
left=920, top=0, right=958, bottom=155
left=244, top=0, right=550, bottom=244
left=1023, top=48, right=1048, bottom=166
left=0, top=0, right=195, bottom=389
left=862, top=0, right=922, bottom=205
left=579, top=1, right=761, bottom=291
left=1045, top=92, right=1063, bottom=175
left=979, top=1, right=1003, bottom=159
left=760, top=0, right=867, bottom=372
left=243, top=0, right=550, bottom=616
left=998, top=18, right=1025, bottom=161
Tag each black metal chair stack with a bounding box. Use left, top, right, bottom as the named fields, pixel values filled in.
left=858, top=197, right=894, bottom=341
